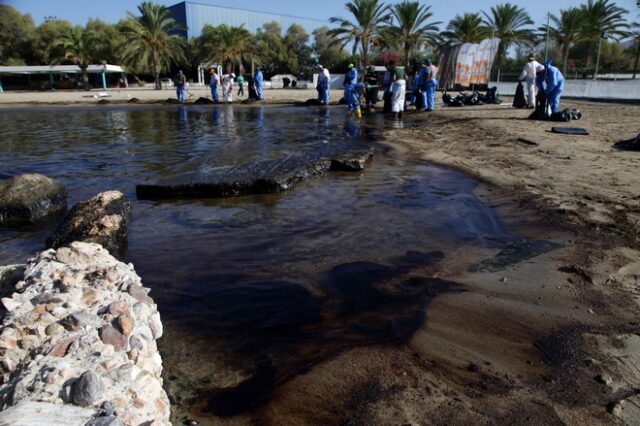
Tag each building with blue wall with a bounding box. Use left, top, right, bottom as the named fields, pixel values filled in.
left=168, top=1, right=329, bottom=38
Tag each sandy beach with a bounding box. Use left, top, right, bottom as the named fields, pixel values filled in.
left=0, top=87, right=318, bottom=105
left=2, top=88, right=639, bottom=424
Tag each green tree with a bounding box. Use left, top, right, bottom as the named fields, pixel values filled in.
left=33, top=19, right=73, bottom=65
left=329, top=0, right=392, bottom=68
left=630, top=21, right=640, bottom=78
left=255, top=22, right=289, bottom=76
left=199, top=24, right=252, bottom=73
left=284, top=24, right=314, bottom=77
left=385, top=0, right=440, bottom=67
left=120, top=2, right=187, bottom=90
left=86, top=19, right=123, bottom=65
left=53, top=25, right=98, bottom=89
left=482, top=3, right=534, bottom=73
left=313, top=26, right=349, bottom=71
left=541, top=8, right=583, bottom=73
left=0, top=5, right=36, bottom=65
left=579, top=0, right=629, bottom=68
left=442, top=13, right=490, bottom=44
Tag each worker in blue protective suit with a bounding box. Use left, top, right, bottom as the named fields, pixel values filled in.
left=254, top=68, right=264, bottom=100
left=174, top=70, right=186, bottom=103
left=415, top=59, right=435, bottom=111
left=317, top=65, right=331, bottom=105
left=424, top=58, right=438, bottom=111
left=536, top=60, right=565, bottom=113
left=209, top=68, right=219, bottom=102
left=343, top=64, right=361, bottom=118
left=416, top=58, right=438, bottom=111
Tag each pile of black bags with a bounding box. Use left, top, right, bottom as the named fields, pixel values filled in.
left=528, top=91, right=582, bottom=122
left=442, top=87, right=502, bottom=107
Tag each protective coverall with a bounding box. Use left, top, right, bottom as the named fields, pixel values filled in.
left=174, top=71, right=186, bottom=103
left=317, top=67, right=331, bottom=105
left=536, top=62, right=565, bottom=113
left=422, top=65, right=438, bottom=111
left=255, top=70, right=264, bottom=100
left=209, top=71, right=219, bottom=102
left=415, top=65, right=430, bottom=111
left=343, top=67, right=361, bottom=117
left=519, top=59, right=542, bottom=107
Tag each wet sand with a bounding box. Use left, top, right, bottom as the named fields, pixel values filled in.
left=0, top=87, right=319, bottom=105
left=3, top=90, right=639, bottom=424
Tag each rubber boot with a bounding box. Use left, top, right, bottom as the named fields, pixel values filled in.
left=355, top=108, right=362, bottom=119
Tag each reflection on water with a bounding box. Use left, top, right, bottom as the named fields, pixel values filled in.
left=0, top=105, right=519, bottom=419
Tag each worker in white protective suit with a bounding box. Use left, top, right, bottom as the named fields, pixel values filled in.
left=222, top=73, right=235, bottom=103
left=518, top=54, right=542, bottom=108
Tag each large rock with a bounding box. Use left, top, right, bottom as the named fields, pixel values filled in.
left=46, top=191, right=132, bottom=260
left=136, top=148, right=374, bottom=200
left=0, top=174, right=67, bottom=226
left=0, top=265, right=25, bottom=300
left=0, top=242, right=170, bottom=425
left=72, top=370, right=104, bottom=407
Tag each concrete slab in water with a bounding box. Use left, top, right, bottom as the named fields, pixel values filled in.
left=136, top=148, right=374, bottom=200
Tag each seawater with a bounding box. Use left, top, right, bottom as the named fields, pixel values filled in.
left=0, top=105, right=518, bottom=418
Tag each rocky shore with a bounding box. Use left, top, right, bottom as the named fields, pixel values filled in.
left=0, top=180, right=167, bottom=425
left=0, top=242, right=169, bottom=426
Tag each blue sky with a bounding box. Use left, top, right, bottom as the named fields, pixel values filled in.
left=4, top=0, right=638, bottom=30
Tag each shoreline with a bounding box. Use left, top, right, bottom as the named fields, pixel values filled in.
left=1, top=92, right=639, bottom=424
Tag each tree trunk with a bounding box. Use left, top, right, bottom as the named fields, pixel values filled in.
left=361, top=39, right=368, bottom=69
left=633, top=40, right=640, bottom=79
left=81, top=67, right=89, bottom=91
left=153, top=52, right=162, bottom=90
left=585, top=41, right=594, bottom=70
left=562, top=45, right=570, bottom=75
left=491, top=41, right=505, bottom=82
left=404, top=44, right=410, bottom=68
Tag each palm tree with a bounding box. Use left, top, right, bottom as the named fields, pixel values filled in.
left=579, top=0, right=629, bottom=68
left=54, top=25, right=97, bottom=90
left=630, top=21, right=640, bottom=79
left=385, top=1, right=441, bottom=67
left=121, top=2, right=186, bottom=90
left=442, top=13, right=490, bottom=44
left=329, top=0, right=392, bottom=68
left=541, top=8, right=583, bottom=74
left=483, top=3, right=534, bottom=72
left=201, top=24, right=252, bottom=73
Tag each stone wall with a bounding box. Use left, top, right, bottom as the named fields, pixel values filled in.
left=0, top=242, right=169, bottom=426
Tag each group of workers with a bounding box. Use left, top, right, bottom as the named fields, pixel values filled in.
left=207, top=69, right=239, bottom=103
left=518, top=54, right=565, bottom=113
left=175, top=53, right=564, bottom=115
left=209, top=68, right=264, bottom=103
left=174, top=68, right=264, bottom=104
left=316, top=57, right=439, bottom=120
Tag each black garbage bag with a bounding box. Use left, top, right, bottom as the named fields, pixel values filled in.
left=568, top=108, right=582, bottom=120
left=383, top=90, right=392, bottom=113
left=248, top=78, right=258, bottom=100
left=464, top=92, right=481, bottom=105
left=513, top=82, right=527, bottom=108
left=414, top=89, right=424, bottom=110
left=529, top=90, right=550, bottom=120
left=443, top=92, right=464, bottom=107
left=549, top=109, right=572, bottom=122
left=614, top=134, right=640, bottom=151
